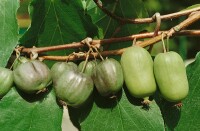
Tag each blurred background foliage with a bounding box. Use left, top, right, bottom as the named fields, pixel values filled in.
left=17, top=0, right=200, bottom=60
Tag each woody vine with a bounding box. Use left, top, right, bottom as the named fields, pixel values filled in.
left=15, top=6, right=200, bottom=61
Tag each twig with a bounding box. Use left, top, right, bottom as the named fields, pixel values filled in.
left=94, top=0, right=200, bottom=24
left=39, top=48, right=125, bottom=61
left=19, top=30, right=200, bottom=55
left=20, top=42, right=84, bottom=53
left=39, top=29, right=200, bottom=61
left=139, top=11, right=200, bottom=47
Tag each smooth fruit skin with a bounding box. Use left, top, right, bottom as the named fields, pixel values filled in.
left=120, top=46, right=156, bottom=99
left=0, top=67, right=13, bottom=97
left=51, top=62, right=77, bottom=83
left=92, top=58, right=124, bottom=97
left=154, top=51, right=189, bottom=102
left=14, top=60, right=52, bottom=94
left=78, top=60, right=99, bottom=76
left=54, top=70, right=93, bottom=107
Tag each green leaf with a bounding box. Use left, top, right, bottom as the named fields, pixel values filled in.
left=86, top=0, right=149, bottom=39
left=0, top=88, right=63, bottom=131
left=20, top=0, right=98, bottom=66
left=0, top=0, right=19, bottom=67
left=69, top=89, right=164, bottom=131
left=173, top=52, right=200, bottom=130
left=84, top=0, right=149, bottom=58
left=155, top=95, right=181, bottom=131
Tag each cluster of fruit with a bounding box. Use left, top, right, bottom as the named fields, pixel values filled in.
left=121, top=46, right=189, bottom=104
left=0, top=45, right=189, bottom=107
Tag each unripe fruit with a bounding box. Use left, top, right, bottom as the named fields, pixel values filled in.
left=51, top=62, right=77, bottom=83
left=92, top=58, right=124, bottom=97
left=0, top=67, right=13, bottom=97
left=154, top=51, right=189, bottom=102
left=78, top=60, right=100, bottom=76
left=54, top=70, right=93, bottom=107
left=120, top=46, right=156, bottom=103
left=13, top=57, right=30, bottom=70
left=13, top=60, right=52, bottom=94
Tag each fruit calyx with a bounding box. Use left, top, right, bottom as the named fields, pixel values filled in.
left=141, top=97, right=151, bottom=105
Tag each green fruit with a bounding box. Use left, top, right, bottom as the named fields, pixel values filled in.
left=78, top=60, right=100, bottom=76
left=154, top=51, right=189, bottom=102
left=13, top=57, right=30, bottom=70
left=13, top=60, right=52, bottom=94
left=54, top=70, right=93, bottom=107
left=92, top=58, right=124, bottom=97
left=51, top=62, right=77, bottom=83
left=120, top=46, right=156, bottom=102
left=0, top=67, right=13, bottom=97
left=67, top=62, right=78, bottom=68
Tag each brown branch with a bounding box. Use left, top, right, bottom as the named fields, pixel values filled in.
left=19, top=29, right=200, bottom=55
left=19, top=32, right=155, bottom=53
left=39, top=48, right=126, bottom=61
left=139, top=11, right=200, bottom=47
left=94, top=0, right=200, bottom=24
left=21, top=42, right=84, bottom=53
left=39, top=29, right=200, bottom=61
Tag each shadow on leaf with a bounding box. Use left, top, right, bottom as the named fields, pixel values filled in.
left=68, top=88, right=123, bottom=130
left=155, top=91, right=181, bottom=130
left=15, top=85, right=52, bottom=103
left=94, top=88, right=122, bottom=109
left=123, top=85, right=145, bottom=107
left=68, top=91, right=94, bottom=130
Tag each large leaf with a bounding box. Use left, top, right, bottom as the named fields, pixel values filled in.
left=86, top=0, right=149, bottom=39
left=0, top=88, right=63, bottom=131
left=69, top=89, right=165, bottom=131
left=20, top=0, right=98, bottom=64
left=159, top=52, right=200, bottom=131
left=174, top=52, right=200, bottom=130
left=0, top=0, right=19, bottom=67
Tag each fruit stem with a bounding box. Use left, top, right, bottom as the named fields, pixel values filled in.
left=161, top=33, right=167, bottom=53
left=166, top=35, right=170, bottom=52
left=81, top=49, right=91, bottom=73
left=92, top=46, right=104, bottom=61
left=10, top=58, right=17, bottom=70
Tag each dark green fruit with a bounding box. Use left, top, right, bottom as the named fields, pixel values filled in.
left=13, top=60, right=52, bottom=94
left=92, top=58, right=124, bottom=97
left=120, top=46, right=156, bottom=103
left=13, top=57, right=30, bottom=70
left=67, top=62, right=78, bottom=68
left=54, top=70, right=93, bottom=107
left=78, top=60, right=100, bottom=76
left=51, top=62, right=77, bottom=83
left=154, top=51, right=189, bottom=102
left=0, top=67, right=13, bottom=97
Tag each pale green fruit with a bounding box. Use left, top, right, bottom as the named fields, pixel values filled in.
left=121, top=46, right=156, bottom=102
left=154, top=51, right=189, bottom=102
